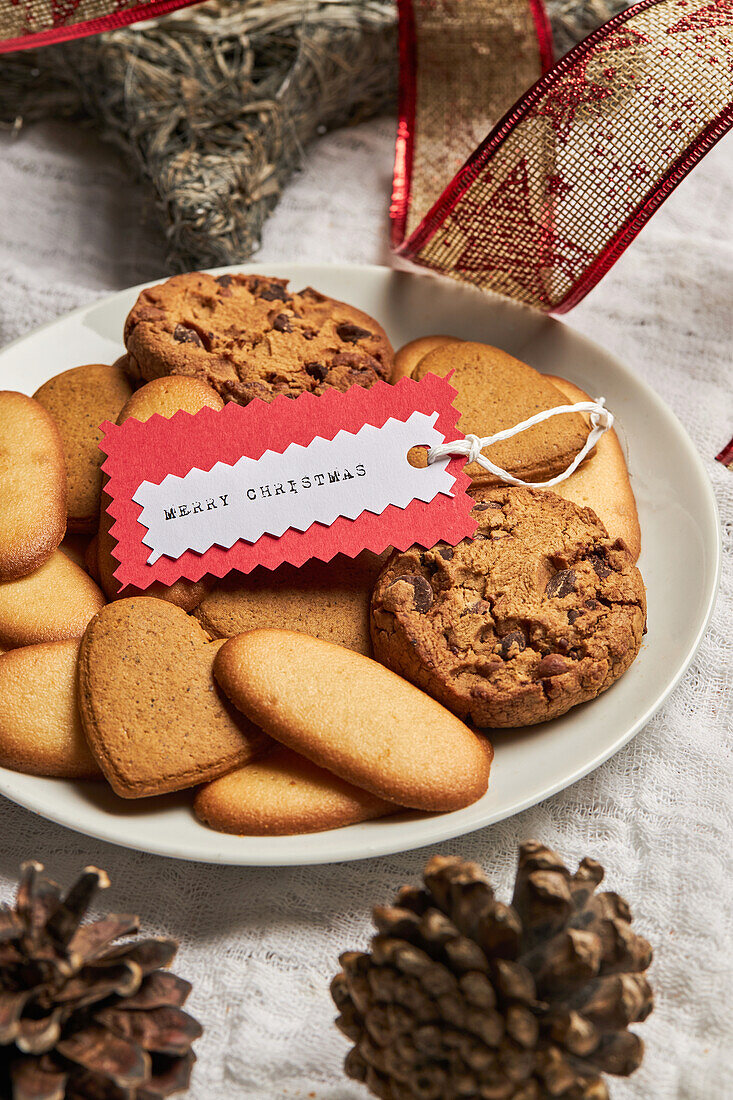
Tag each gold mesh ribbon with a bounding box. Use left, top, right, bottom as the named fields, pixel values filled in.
left=0, top=0, right=197, bottom=52
left=393, top=0, right=733, bottom=312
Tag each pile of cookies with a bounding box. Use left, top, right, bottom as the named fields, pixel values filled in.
left=0, top=272, right=645, bottom=837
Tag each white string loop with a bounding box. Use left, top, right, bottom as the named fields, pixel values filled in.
left=426, top=399, right=613, bottom=489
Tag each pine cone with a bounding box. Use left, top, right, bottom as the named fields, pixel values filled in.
left=0, top=862, right=202, bottom=1099
left=331, top=842, right=653, bottom=1100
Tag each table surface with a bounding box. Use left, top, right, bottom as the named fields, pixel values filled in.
left=0, top=114, right=731, bottom=1099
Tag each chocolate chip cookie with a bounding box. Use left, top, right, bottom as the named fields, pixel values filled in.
left=123, top=272, right=394, bottom=404
left=371, top=487, right=646, bottom=728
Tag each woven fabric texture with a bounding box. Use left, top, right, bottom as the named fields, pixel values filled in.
left=0, top=115, right=731, bottom=1098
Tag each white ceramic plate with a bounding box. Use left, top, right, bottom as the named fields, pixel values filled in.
left=0, top=263, right=720, bottom=865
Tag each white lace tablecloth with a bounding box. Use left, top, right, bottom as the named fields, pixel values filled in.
left=0, top=115, right=731, bottom=1099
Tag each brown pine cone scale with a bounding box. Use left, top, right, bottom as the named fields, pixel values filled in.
left=332, top=842, right=653, bottom=1100
left=0, top=862, right=201, bottom=1099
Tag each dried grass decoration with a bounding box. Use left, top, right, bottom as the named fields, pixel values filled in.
left=0, top=0, right=629, bottom=273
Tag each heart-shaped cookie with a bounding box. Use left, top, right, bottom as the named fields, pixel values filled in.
left=77, top=597, right=268, bottom=798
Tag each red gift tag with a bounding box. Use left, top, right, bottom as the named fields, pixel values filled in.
left=100, top=375, right=476, bottom=591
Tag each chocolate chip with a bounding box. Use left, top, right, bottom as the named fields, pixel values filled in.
left=466, top=599, right=490, bottom=615
left=220, top=379, right=271, bottom=405
left=535, top=654, right=567, bottom=678
left=584, top=599, right=600, bottom=610
left=305, top=361, right=327, bottom=381
left=337, top=322, right=372, bottom=343
left=567, top=608, right=581, bottom=624
left=389, top=574, right=434, bottom=614
left=256, top=280, right=289, bottom=301
left=500, top=630, right=526, bottom=658
left=419, top=544, right=453, bottom=571
left=545, top=569, right=576, bottom=598
left=173, top=324, right=203, bottom=346
left=215, top=274, right=234, bottom=287
left=472, top=501, right=502, bottom=512
left=271, top=313, right=292, bottom=333
left=588, top=552, right=612, bottom=579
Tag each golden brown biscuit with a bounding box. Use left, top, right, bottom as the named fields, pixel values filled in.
left=96, top=376, right=224, bottom=609
left=112, top=351, right=141, bottom=383
left=214, top=630, right=490, bottom=812
left=194, top=746, right=394, bottom=835
left=544, top=376, right=641, bottom=561
left=77, top=597, right=269, bottom=798
left=118, top=374, right=224, bottom=423
left=194, top=551, right=388, bottom=655
left=84, top=534, right=101, bottom=583
left=412, top=343, right=588, bottom=486
left=0, top=641, right=100, bottom=778
left=34, top=363, right=133, bottom=534
left=371, top=488, right=646, bottom=728
left=0, top=550, right=106, bottom=649
left=392, top=335, right=462, bottom=382
left=58, top=534, right=89, bottom=569
left=0, top=391, right=67, bottom=581
left=124, top=273, right=394, bottom=404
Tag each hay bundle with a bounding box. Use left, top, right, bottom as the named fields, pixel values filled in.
left=0, top=0, right=629, bottom=272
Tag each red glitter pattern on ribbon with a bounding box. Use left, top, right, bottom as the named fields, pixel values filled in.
left=716, top=437, right=733, bottom=469
left=0, top=0, right=199, bottom=54
left=394, top=0, right=733, bottom=313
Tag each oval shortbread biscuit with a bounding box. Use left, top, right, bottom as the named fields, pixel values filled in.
left=194, top=746, right=394, bottom=835
left=194, top=551, right=388, bottom=656
left=118, top=374, right=224, bottom=423
left=214, top=630, right=490, bottom=812
left=0, top=549, right=106, bottom=648
left=392, top=335, right=462, bottom=382
left=412, top=343, right=588, bottom=486
left=0, top=641, right=100, bottom=778
left=96, top=376, right=224, bottom=609
left=543, top=375, right=641, bottom=561
left=0, top=391, right=67, bottom=581
left=34, top=363, right=133, bottom=533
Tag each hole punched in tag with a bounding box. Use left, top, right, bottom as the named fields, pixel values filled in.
left=407, top=445, right=430, bottom=469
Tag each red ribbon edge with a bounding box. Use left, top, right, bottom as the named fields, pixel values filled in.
left=392, top=0, right=733, bottom=314
left=391, top=0, right=554, bottom=251
left=0, top=0, right=201, bottom=55
left=716, top=437, right=733, bottom=468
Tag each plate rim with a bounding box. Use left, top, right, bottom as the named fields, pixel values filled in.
left=0, top=261, right=721, bottom=865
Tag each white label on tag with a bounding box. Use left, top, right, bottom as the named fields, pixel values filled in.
left=132, top=410, right=454, bottom=564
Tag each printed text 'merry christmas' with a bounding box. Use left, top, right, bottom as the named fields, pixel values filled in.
left=162, top=465, right=367, bottom=522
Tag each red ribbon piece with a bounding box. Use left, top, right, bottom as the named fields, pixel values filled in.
left=2, top=0, right=731, bottom=321
left=716, top=437, right=733, bottom=470
left=393, top=0, right=733, bottom=312
left=0, top=0, right=199, bottom=54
